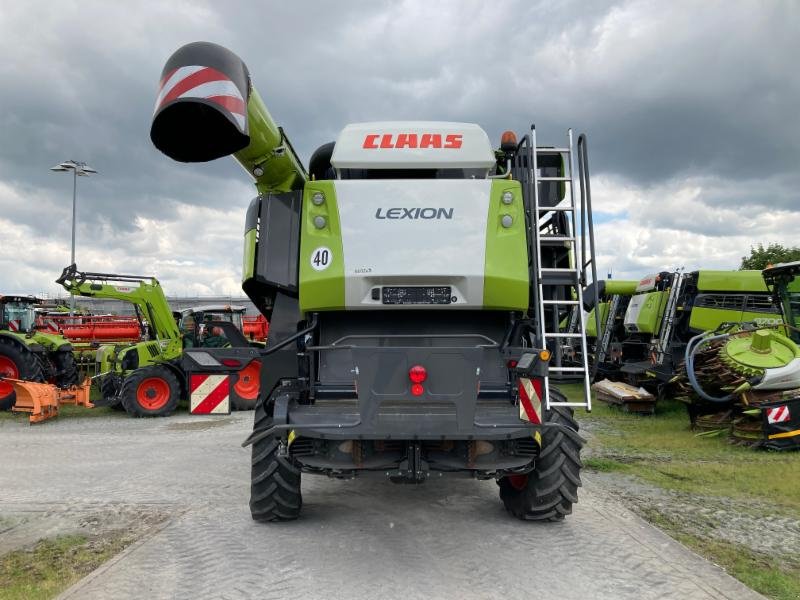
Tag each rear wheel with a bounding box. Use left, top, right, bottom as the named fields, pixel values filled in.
left=120, top=366, right=180, bottom=417
left=250, top=400, right=302, bottom=522
left=499, top=388, right=584, bottom=521
left=232, top=359, right=261, bottom=411
left=0, top=339, right=44, bottom=410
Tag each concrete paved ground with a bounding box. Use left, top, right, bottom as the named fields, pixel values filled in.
left=0, top=412, right=764, bottom=600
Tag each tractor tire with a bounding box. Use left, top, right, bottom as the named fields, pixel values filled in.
left=99, top=373, right=125, bottom=410
left=53, top=351, right=79, bottom=388
left=498, top=388, right=584, bottom=521
left=250, top=400, right=302, bottom=522
left=120, top=365, right=180, bottom=417
left=232, top=359, right=261, bottom=411
left=0, top=338, right=45, bottom=411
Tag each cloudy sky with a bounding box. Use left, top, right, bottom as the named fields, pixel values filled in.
left=1, top=0, right=798, bottom=297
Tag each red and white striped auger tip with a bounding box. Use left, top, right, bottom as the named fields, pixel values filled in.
left=150, top=41, right=251, bottom=163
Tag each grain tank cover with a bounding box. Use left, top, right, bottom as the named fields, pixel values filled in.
left=330, top=122, right=496, bottom=171
left=150, top=41, right=251, bottom=163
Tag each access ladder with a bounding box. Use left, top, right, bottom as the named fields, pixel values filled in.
left=594, top=293, right=621, bottom=377
left=654, top=271, right=685, bottom=364
left=512, top=127, right=598, bottom=411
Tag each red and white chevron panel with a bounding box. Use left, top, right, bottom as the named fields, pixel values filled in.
left=518, top=377, right=542, bottom=424
left=7, top=319, right=20, bottom=332
left=155, top=65, right=246, bottom=130
left=767, top=404, right=791, bottom=424
left=190, top=373, right=231, bottom=415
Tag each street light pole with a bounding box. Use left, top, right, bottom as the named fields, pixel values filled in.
left=51, top=160, right=97, bottom=315
left=71, top=167, right=77, bottom=268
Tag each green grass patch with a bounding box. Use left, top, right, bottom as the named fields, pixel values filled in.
left=561, top=384, right=800, bottom=513
left=0, top=532, right=132, bottom=600
left=640, top=507, right=800, bottom=600
left=559, top=383, right=800, bottom=598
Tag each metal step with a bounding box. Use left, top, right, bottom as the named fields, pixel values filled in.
left=538, top=176, right=571, bottom=182
left=547, top=366, right=586, bottom=372
left=541, top=299, right=580, bottom=305
left=545, top=332, right=583, bottom=338
left=548, top=401, right=590, bottom=407
left=540, top=267, right=578, bottom=273
left=539, top=206, right=575, bottom=212
left=540, top=236, right=575, bottom=242
left=536, top=147, right=570, bottom=153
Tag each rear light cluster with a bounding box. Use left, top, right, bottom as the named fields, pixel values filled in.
left=409, top=365, right=427, bottom=396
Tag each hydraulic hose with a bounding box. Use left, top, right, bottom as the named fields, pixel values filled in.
left=684, top=330, right=762, bottom=403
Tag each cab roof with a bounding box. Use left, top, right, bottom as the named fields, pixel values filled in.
left=330, top=122, right=496, bottom=170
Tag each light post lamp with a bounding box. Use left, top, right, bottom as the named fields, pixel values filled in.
left=50, top=160, right=97, bottom=314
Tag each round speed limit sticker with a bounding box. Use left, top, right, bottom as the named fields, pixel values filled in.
left=310, top=247, right=332, bottom=271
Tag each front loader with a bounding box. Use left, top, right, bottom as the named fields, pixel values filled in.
left=0, top=295, right=78, bottom=410
left=56, top=265, right=186, bottom=416
left=151, top=41, right=599, bottom=520
left=56, top=266, right=262, bottom=415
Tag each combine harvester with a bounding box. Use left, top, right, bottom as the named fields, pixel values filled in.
left=151, top=41, right=600, bottom=521
left=608, top=270, right=781, bottom=399
left=681, top=261, right=800, bottom=449
left=581, top=279, right=637, bottom=379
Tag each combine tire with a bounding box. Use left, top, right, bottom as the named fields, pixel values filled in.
left=0, top=339, right=44, bottom=410
left=232, top=359, right=261, bottom=411
left=499, top=388, right=584, bottom=521
left=250, top=401, right=302, bottom=522
left=120, top=366, right=179, bottom=417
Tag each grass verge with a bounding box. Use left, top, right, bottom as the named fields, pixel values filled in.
left=0, top=532, right=133, bottom=600
left=560, top=383, right=800, bottom=599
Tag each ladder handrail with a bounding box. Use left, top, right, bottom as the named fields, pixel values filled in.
left=577, top=135, right=601, bottom=338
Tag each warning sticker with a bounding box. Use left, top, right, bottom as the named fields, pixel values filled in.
left=767, top=405, right=791, bottom=424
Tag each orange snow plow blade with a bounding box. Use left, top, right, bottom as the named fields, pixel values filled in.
left=7, top=378, right=93, bottom=424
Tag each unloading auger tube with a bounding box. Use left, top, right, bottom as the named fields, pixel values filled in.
left=150, top=41, right=306, bottom=194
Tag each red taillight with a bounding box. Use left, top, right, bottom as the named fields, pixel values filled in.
left=411, top=383, right=424, bottom=396
left=222, top=359, right=242, bottom=367
left=409, top=365, right=427, bottom=384
left=507, top=360, right=518, bottom=368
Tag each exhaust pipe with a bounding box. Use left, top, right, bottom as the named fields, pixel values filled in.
left=150, top=41, right=306, bottom=193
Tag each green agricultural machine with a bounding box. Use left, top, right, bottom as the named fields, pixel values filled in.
left=617, top=269, right=781, bottom=394
left=0, top=295, right=78, bottom=410
left=682, top=261, right=800, bottom=449
left=581, top=279, right=637, bottom=379
left=151, top=41, right=600, bottom=521
left=56, top=265, right=261, bottom=415
left=56, top=265, right=186, bottom=416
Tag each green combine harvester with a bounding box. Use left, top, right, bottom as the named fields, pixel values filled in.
left=0, top=295, right=78, bottom=410
left=151, top=41, right=600, bottom=521
left=581, top=279, right=637, bottom=379
left=682, top=261, right=800, bottom=449
left=615, top=269, right=780, bottom=394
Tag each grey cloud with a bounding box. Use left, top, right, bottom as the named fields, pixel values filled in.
left=0, top=0, right=798, bottom=292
